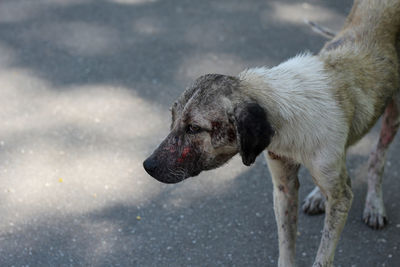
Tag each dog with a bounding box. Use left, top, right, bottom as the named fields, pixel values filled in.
left=143, top=0, right=400, bottom=266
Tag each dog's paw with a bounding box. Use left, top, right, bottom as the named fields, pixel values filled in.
left=363, top=193, right=388, bottom=229
left=302, top=187, right=325, bottom=215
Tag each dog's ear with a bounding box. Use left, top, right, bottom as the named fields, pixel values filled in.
left=234, top=103, right=274, bottom=166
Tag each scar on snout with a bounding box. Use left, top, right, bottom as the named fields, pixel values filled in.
left=268, top=151, right=281, bottom=160
left=177, top=147, right=190, bottom=163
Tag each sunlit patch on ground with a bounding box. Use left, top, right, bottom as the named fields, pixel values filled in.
left=0, top=67, right=169, bottom=226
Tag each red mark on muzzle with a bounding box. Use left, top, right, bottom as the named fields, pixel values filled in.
left=177, top=147, right=190, bottom=163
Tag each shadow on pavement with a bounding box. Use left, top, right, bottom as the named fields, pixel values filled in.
left=1, top=0, right=399, bottom=266
left=0, top=0, right=340, bottom=106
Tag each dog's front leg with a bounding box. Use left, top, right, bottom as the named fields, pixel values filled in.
left=311, top=159, right=353, bottom=267
left=266, top=151, right=300, bottom=267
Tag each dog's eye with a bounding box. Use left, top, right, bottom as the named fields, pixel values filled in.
left=186, top=124, right=202, bottom=134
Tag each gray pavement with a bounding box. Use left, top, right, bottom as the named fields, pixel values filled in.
left=0, top=0, right=399, bottom=266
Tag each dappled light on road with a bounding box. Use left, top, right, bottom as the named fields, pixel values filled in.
left=0, top=0, right=399, bottom=266
left=0, top=66, right=168, bottom=221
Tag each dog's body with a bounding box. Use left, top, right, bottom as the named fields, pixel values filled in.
left=144, top=1, right=400, bottom=266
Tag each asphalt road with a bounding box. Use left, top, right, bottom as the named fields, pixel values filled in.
left=0, top=0, right=399, bottom=266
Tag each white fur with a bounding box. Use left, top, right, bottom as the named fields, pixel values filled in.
left=239, top=54, right=347, bottom=166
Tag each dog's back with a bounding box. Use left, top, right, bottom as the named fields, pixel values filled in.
left=318, top=0, right=400, bottom=145
left=325, top=0, right=400, bottom=49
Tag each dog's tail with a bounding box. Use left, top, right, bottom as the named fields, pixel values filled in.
left=305, top=20, right=336, bottom=39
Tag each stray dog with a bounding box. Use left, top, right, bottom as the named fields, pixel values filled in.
left=144, top=0, right=400, bottom=266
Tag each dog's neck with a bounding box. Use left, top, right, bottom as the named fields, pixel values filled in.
left=238, top=54, right=335, bottom=129
left=238, top=54, right=345, bottom=160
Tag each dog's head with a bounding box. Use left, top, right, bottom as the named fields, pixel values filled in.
left=143, top=74, right=274, bottom=183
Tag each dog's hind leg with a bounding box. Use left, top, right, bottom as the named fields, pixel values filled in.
left=302, top=186, right=326, bottom=215
left=363, top=95, right=400, bottom=229
left=266, top=151, right=300, bottom=267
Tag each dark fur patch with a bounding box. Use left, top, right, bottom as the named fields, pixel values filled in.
left=235, top=103, right=274, bottom=166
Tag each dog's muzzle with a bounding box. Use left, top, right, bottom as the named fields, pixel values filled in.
left=143, top=157, right=158, bottom=177
left=143, top=153, right=188, bottom=184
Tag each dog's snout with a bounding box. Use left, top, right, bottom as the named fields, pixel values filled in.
left=143, top=157, right=158, bottom=176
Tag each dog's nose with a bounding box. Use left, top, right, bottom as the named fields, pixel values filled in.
left=143, top=157, right=158, bottom=176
